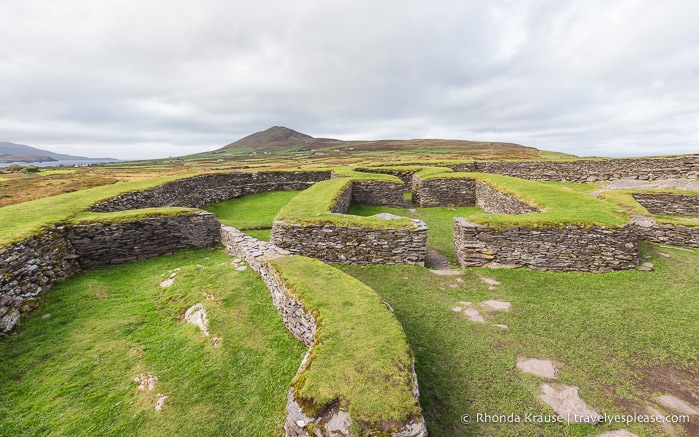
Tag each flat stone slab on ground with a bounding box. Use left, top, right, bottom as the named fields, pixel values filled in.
left=375, top=212, right=404, bottom=220
left=539, top=383, right=600, bottom=424
left=657, top=395, right=699, bottom=415
left=592, top=430, right=639, bottom=437
left=480, top=300, right=511, bottom=311
left=517, top=358, right=557, bottom=379
left=462, top=307, right=486, bottom=323
left=481, top=277, right=501, bottom=286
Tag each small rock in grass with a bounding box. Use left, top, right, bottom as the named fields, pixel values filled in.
left=657, top=395, right=699, bottom=415
left=159, top=278, right=175, bottom=288
left=212, top=337, right=222, bottom=348
left=481, top=277, right=501, bottom=286
left=232, top=258, right=242, bottom=264
left=451, top=307, right=462, bottom=312
left=134, top=372, right=158, bottom=392
left=493, top=324, right=508, bottom=329
left=375, top=212, right=403, bottom=220
left=539, top=383, right=599, bottom=424
left=593, top=430, right=640, bottom=437
left=235, top=265, right=248, bottom=272
left=184, top=303, right=210, bottom=337
left=658, top=252, right=671, bottom=258
left=637, top=262, right=654, bottom=272
left=480, top=300, right=511, bottom=311
left=42, top=313, right=51, bottom=319
left=463, top=308, right=486, bottom=323
left=155, top=394, right=168, bottom=412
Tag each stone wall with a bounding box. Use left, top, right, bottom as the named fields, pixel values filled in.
left=454, top=218, right=639, bottom=272
left=270, top=220, right=428, bottom=265
left=411, top=174, right=476, bottom=207
left=411, top=174, right=539, bottom=214
left=632, top=217, right=699, bottom=248
left=221, top=226, right=316, bottom=347
left=632, top=193, right=699, bottom=217
left=0, top=226, right=80, bottom=333
left=331, top=183, right=353, bottom=214
left=90, top=171, right=332, bottom=212
left=351, top=180, right=406, bottom=206
left=221, top=226, right=427, bottom=437
left=366, top=155, right=699, bottom=183
left=67, top=213, right=221, bottom=270
left=475, top=182, right=540, bottom=214
left=355, top=168, right=416, bottom=186
left=0, top=212, right=221, bottom=334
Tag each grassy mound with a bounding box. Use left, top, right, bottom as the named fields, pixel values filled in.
left=269, top=255, right=421, bottom=427
left=0, top=248, right=305, bottom=436
left=415, top=168, right=628, bottom=228
left=274, top=178, right=416, bottom=229
left=0, top=175, right=191, bottom=247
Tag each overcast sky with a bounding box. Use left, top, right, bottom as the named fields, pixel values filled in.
left=1, top=0, right=698, bottom=160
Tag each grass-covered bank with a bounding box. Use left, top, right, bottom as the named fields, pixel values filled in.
left=339, top=244, right=699, bottom=437
left=204, top=190, right=301, bottom=230
left=0, top=248, right=305, bottom=436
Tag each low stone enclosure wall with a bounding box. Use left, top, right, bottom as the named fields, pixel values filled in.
left=0, top=212, right=221, bottom=334
left=90, top=170, right=332, bottom=211
left=632, top=193, right=699, bottom=217
left=632, top=216, right=699, bottom=249
left=454, top=219, right=639, bottom=272
left=363, top=154, right=699, bottom=183
left=411, top=173, right=539, bottom=214
left=271, top=179, right=428, bottom=265
left=221, top=226, right=427, bottom=437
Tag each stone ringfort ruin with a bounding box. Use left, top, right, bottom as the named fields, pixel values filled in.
left=1, top=155, right=698, bottom=436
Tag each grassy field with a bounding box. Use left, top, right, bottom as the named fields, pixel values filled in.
left=203, top=190, right=301, bottom=230
left=339, top=243, right=699, bottom=436
left=0, top=248, right=305, bottom=436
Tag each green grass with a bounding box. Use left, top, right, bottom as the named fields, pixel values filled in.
left=415, top=170, right=629, bottom=228
left=275, top=178, right=416, bottom=229
left=0, top=175, right=192, bottom=247
left=599, top=189, right=699, bottom=227
left=245, top=229, right=272, bottom=241
left=203, top=191, right=301, bottom=230
left=269, top=255, right=421, bottom=428
left=330, top=167, right=404, bottom=182
left=0, top=248, right=305, bottom=436
left=339, top=243, right=699, bottom=437
left=70, top=207, right=199, bottom=224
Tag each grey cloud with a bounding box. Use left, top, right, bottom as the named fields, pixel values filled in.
left=0, top=0, right=697, bottom=159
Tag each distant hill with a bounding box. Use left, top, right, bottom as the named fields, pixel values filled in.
left=217, top=126, right=544, bottom=158
left=0, top=141, right=90, bottom=163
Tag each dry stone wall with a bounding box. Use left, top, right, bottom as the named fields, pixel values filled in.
left=632, top=217, right=699, bottom=248
left=0, top=226, right=80, bottom=333
left=366, top=155, right=699, bottom=183
left=90, top=171, right=331, bottom=211
left=475, top=181, right=540, bottom=214
left=452, top=155, right=699, bottom=182
left=66, top=213, right=221, bottom=270
left=0, top=212, right=221, bottom=334
left=351, top=180, right=405, bottom=206
left=632, top=193, right=699, bottom=217
left=270, top=220, right=428, bottom=265
left=221, top=226, right=427, bottom=437
left=454, top=218, right=639, bottom=272
left=412, top=174, right=476, bottom=207
left=411, top=174, right=539, bottom=214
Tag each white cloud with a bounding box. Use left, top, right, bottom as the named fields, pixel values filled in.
left=0, top=0, right=697, bottom=159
